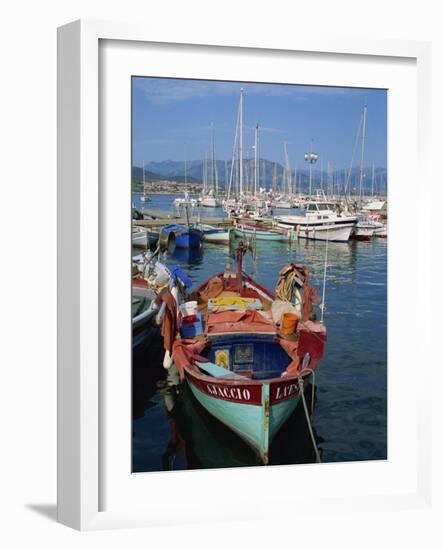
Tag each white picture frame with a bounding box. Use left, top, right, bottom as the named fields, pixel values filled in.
left=57, top=19, right=433, bottom=531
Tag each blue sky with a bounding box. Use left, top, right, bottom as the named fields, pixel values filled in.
left=132, top=77, right=387, bottom=170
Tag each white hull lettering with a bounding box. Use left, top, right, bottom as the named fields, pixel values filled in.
left=275, top=383, right=299, bottom=401
left=206, top=384, right=252, bottom=401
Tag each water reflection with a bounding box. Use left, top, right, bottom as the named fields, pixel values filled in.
left=135, top=366, right=321, bottom=471
left=168, top=245, right=205, bottom=267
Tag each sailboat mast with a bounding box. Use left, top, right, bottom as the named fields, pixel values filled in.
left=228, top=99, right=241, bottom=202
left=142, top=159, right=145, bottom=190
left=210, top=122, right=217, bottom=196
left=239, top=89, right=244, bottom=197
left=225, top=159, right=228, bottom=191
left=203, top=152, right=207, bottom=194
left=283, top=142, right=291, bottom=196
left=254, top=124, right=259, bottom=197
left=371, top=164, right=375, bottom=196
left=262, top=157, right=266, bottom=190
left=359, top=105, right=367, bottom=204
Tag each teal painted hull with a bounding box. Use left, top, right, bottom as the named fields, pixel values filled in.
left=234, top=226, right=293, bottom=243
left=188, top=381, right=301, bottom=464
left=234, top=228, right=284, bottom=242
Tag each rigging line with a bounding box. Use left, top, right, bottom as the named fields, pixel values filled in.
left=298, top=374, right=321, bottom=463
left=227, top=99, right=241, bottom=201
left=320, top=230, right=329, bottom=324
left=344, top=110, right=363, bottom=202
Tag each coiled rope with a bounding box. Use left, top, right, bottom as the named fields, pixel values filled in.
left=275, top=268, right=298, bottom=301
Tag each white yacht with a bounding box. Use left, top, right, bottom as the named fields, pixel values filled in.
left=275, top=201, right=357, bottom=242
left=271, top=194, right=292, bottom=209
left=200, top=190, right=221, bottom=208
left=362, top=199, right=386, bottom=213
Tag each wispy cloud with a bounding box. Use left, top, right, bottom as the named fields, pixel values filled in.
left=133, top=77, right=362, bottom=105
left=134, top=79, right=238, bottom=105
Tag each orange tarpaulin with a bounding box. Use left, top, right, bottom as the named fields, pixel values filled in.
left=159, top=288, right=179, bottom=353
left=172, top=338, right=208, bottom=380
left=206, top=309, right=275, bottom=335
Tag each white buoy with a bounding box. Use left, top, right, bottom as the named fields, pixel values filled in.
left=163, top=349, right=173, bottom=369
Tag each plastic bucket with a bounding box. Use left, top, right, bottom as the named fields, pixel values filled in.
left=281, top=312, right=299, bottom=335
left=179, top=301, right=198, bottom=317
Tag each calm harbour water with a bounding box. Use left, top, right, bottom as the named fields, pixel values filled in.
left=132, top=193, right=387, bottom=472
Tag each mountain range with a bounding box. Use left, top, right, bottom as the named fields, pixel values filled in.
left=133, top=159, right=387, bottom=194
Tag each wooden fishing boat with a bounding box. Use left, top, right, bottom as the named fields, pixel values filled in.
left=159, top=223, right=203, bottom=250
left=132, top=252, right=171, bottom=354
left=132, top=225, right=148, bottom=248
left=234, top=222, right=294, bottom=243
left=159, top=243, right=326, bottom=464
left=198, top=223, right=232, bottom=244
left=159, top=367, right=319, bottom=469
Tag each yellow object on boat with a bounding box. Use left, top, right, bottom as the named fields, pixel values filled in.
left=211, top=296, right=256, bottom=308
left=215, top=350, right=229, bottom=369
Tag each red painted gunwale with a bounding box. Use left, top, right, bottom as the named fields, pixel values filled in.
left=184, top=362, right=304, bottom=406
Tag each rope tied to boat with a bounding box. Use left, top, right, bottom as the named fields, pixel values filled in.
left=297, top=365, right=321, bottom=464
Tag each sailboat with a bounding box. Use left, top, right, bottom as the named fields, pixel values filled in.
left=345, top=105, right=387, bottom=241
left=271, top=143, right=293, bottom=209
left=225, top=89, right=245, bottom=212
left=201, top=123, right=221, bottom=207
left=139, top=161, right=151, bottom=203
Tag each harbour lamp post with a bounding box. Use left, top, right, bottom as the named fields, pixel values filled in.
left=304, top=141, right=318, bottom=197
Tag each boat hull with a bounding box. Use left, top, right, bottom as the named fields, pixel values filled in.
left=373, top=226, right=387, bottom=237
left=197, top=224, right=232, bottom=244
left=132, top=304, right=158, bottom=355
left=160, top=224, right=203, bottom=249
left=186, top=370, right=303, bottom=464
left=132, top=228, right=148, bottom=248
left=203, top=230, right=232, bottom=243
left=351, top=228, right=374, bottom=241
left=201, top=196, right=221, bottom=207
left=277, top=220, right=354, bottom=242
left=234, top=225, right=293, bottom=242
left=175, top=229, right=203, bottom=249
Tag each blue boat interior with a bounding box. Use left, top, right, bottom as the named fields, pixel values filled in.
left=201, top=333, right=292, bottom=380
